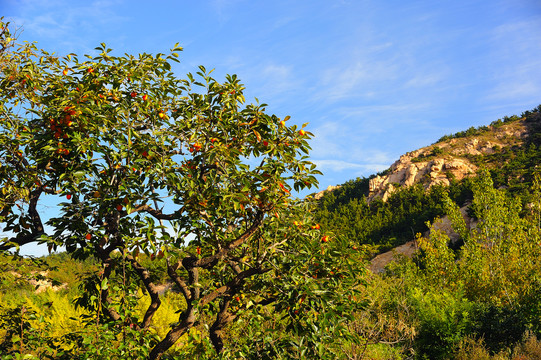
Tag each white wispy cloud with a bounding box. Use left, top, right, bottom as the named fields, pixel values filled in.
left=210, top=0, right=247, bottom=22
left=309, top=119, right=395, bottom=176
left=9, top=0, right=129, bottom=54
left=260, top=64, right=297, bottom=93
left=229, top=61, right=302, bottom=106
left=312, top=159, right=387, bottom=174
left=486, top=80, right=541, bottom=102
left=405, top=72, right=446, bottom=88
left=310, top=121, right=349, bottom=158
left=483, top=18, right=541, bottom=103
left=331, top=103, right=434, bottom=136
left=271, top=16, right=297, bottom=30
left=335, top=103, right=432, bottom=120
left=317, top=57, right=397, bottom=102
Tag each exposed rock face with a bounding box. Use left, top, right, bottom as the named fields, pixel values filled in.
left=29, top=276, right=68, bottom=294
left=328, top=118, right=529, bottom=273
left=367, top=119, right=528, bottom=201
left=369, top=240, right=418, bottom=273
left=368, top=157, right=475, bottom=201
left=314, top=118, right=530, bottom=273
left=10, top=271, right=68, bottom=294
left=314, top=185, right=341, bottom=200
left=430, top=204, right=477, bottom=243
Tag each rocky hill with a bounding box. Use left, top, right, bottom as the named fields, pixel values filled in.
left=368, top=118, right=528, bottom=201
left=364, top=116, right=532, bottom=271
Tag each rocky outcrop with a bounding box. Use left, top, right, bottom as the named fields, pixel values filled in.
left=368, top=156, right=476, bottom=201
left=369, top=240, right=418, bottom=273
left=348, top=119, right=529, bottom=272
left=29, top=276, right=68, bottom=294
left=314, top=185, right=341, bottom=200
left=430, top=204, right=476, bottom=243
left=313, top=117, right=531, bottom=273
left=10, top=271, right=68, bottom=294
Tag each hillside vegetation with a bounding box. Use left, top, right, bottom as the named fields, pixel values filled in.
left=1, top=20, right=540, bottom=357
left=1, top=106, right=540, bottom=359
left=314, top=106, right=541, bottom=256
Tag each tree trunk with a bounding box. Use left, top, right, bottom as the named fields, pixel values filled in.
left=209, top=298, right=236, bottom=353
left=148, top=309, right=195, bottom=360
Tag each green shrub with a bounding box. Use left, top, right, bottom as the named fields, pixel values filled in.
left=410, top=288, right=475, bottom=360
left=472, top=305, right=528, bottom=354
left=454, top=337, right=494, bottom=360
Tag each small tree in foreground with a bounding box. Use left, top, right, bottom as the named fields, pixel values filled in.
left=0, top=20, right=365, bottom=359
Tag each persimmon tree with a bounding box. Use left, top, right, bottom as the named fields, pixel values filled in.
left=0, top=20, right=364, bottom=359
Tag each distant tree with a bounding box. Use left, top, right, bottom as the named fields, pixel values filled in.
left=314, top=182, right=448, bottom=252
left=420, top=169, right=541, bottom=304
left=431, top=146, right=444, bottom=156
left=0, top=18, right=363, bottom=359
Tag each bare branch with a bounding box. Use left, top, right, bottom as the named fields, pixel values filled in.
left=133, top=204, right=180, bottom=220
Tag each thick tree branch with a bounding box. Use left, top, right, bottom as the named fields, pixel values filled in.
left=0, top=188, right=45, bottom=251
left=167, top=259, right=192, bottom=302
left=99, top=257, right=122, bottom=323
left=227, top=259, right=242, bottom=275
left=209, top=297, right=236, bottom=353
left=150, top=261, right=269, bottom=359
left=133, top=204, right=180, bottom=220
left=187, top=266, right=200, bottom=300
left=149, top=308, right=196, bottom=360
left=0, top=233, right=39, bottom=251
left=126, top=254, right=161, bottom=329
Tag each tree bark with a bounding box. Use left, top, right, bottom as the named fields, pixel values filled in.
left=127, top=254, right=161, bottom=328
left=148, top=308, right=196, bottom=360
left=209, top=298, right=236, bottom=353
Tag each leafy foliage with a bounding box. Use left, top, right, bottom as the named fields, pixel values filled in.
left=0, top=18, right=364, bottom=359
left=407, top=170, right=541, bottom=357
left=2, top=16, right=541, bottom=360
left=314, top=182, right=450, bottom=254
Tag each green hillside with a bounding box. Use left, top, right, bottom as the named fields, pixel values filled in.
left=313, top=106, right=541, bottom=256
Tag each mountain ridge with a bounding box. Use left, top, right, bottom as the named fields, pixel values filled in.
left=367, top=116, right=529, bottom=201
left=315, top=108, right=539, bottom=203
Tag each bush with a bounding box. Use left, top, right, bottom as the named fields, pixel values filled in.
left=410, top=288, right=475, bottom=360
left=512, top=332, right=541, bottom=360
left=455, top=337, right=494, bottom=360
left=472, top=305, right=529, bottom=354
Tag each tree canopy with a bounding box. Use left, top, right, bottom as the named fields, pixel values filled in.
left=0, top=19, right=364, bottom=359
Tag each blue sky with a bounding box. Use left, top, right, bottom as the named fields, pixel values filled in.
left=2, top=0, right=541, bottom=255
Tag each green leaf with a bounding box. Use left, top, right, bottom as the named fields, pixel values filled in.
left=11, top=335, right=21, bottom=343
